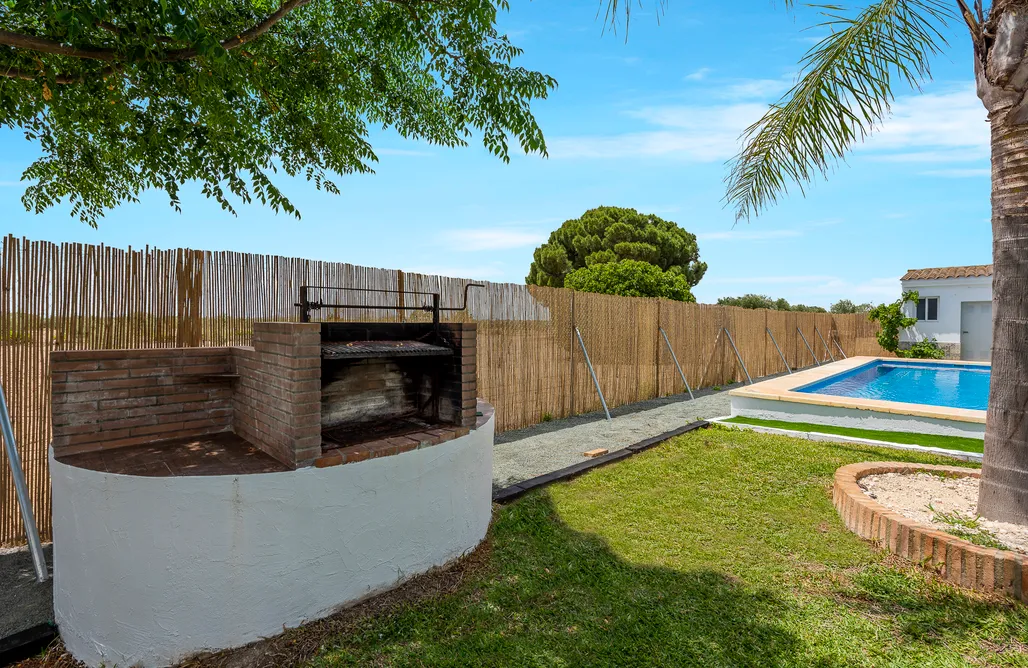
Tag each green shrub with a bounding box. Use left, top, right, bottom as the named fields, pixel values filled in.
left=564, top=259, right=696, bottom=302
left=905, top=338, right=946, bottom=360
left=867, top=291, right=919, bottom=354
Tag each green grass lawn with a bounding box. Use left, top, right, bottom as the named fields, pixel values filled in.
left=309, top=427, right=1026, bottom=668
left=724, top=416, right=985, bottom=455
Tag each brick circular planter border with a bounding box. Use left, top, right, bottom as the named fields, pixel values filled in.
left=833, top=462, right=1028, bottom=602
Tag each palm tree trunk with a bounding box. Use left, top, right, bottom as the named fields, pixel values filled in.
left=978, top=107, right=1028, bottom=523
left=971, top=3, right=1028, bottom=523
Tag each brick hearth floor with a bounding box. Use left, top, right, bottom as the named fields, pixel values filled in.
left=57, top=432, right=289, bottom=476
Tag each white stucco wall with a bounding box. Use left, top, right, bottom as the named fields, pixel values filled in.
left=730, top=395, right=985, bottom=439
left=899, top=275, right=992, bottom=346
left=51, top=414, right=494, bottom=668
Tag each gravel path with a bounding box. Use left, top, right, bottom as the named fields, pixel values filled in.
left=860, top=473, right=1028, bottom=554
left=492, top=388, right=733, bottom=489
left=0, top=544, right=52, bottom=639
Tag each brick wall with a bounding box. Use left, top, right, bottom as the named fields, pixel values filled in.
left=322, top=357, right=423, bottom=429
left=232, top=322, right=322, bottom=468
left=50, top=321, right=477, bottom=468
left=51, top=348, right=234, bottom=458
left=439, top=323, right=478, bottom=428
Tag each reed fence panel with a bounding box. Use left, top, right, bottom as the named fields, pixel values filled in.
left=0, top=235, right=886, bottom=544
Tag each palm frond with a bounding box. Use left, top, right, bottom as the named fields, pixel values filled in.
left=725, top=0, right=953, bottom=221
left=601, top=0, right=670, bottom=35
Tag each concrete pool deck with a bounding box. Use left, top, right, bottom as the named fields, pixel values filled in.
left=729, top=357, right=987, bottom=438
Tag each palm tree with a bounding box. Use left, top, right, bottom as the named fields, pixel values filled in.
left=606, top=0, right=1026, bottom=523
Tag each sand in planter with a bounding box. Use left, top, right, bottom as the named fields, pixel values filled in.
left=860, top=472, right=1028, bottom=555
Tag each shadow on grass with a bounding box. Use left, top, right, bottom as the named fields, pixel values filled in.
left=311, top=483, right=1028, bottom=667
left=314, top=493, right=806, bottom=667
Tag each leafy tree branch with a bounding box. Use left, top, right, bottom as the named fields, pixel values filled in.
left=725, top=0, right=953, bottom=221
left=0, top=0, right=556, bottom=225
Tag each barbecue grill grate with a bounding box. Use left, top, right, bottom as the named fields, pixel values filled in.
left=320, top=340, right=452, bottom=360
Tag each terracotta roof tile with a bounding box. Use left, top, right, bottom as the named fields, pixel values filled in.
left=901, top=265, right=993, bottom=281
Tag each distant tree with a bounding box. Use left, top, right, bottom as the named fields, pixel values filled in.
left=563, top=260, right=695, bottom=302
left=717, top=294, right=826, bottom=313
left=790, top=303, right=828, bottom=313
left=526, top=206, right=706, bottom=289
left=717, top=294, right=775, bottom=310
left=830, top=299, right=873, bottom=314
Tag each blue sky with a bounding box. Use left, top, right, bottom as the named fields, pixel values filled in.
left=0, top=1, right=991, bottom=307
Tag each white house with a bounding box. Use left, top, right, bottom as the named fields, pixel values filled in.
left=899, top=264, right=992, bottom=361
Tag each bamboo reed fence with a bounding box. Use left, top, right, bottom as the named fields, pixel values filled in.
left=0, top=235, right=886, bottom=544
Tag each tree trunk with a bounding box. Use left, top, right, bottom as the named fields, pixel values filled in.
left=978, top=111, right=1028, bottom=523
left=975, top=4, right=1028, bottom=523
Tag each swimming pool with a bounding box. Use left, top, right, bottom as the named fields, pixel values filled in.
left=795, top=360, right=991, bottom=411
left=728, top=357, right=988, bottom=440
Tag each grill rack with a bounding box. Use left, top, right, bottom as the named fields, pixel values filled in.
left=320, top=340, right=452, bottom=360
left=296, top=284, right=484, bottom=326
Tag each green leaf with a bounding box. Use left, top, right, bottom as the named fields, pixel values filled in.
left=725, top=0, right=953, bottom=221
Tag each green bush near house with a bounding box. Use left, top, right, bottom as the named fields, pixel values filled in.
left=867, top=291, right=947, bottom=359
left=904, top=338, right=947, bottom=360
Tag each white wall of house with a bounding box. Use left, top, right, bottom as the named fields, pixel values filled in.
left=899, top=274, right=992, bottom=360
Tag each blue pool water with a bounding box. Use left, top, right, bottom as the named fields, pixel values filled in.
left=795, top=360, right=990, bottom=411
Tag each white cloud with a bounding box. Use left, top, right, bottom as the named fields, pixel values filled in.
left=715, top=78, right=792, bottom=100
left=441, top=227, right=546, bottom=251
left=871, top=148, right=988, bottom=163
left=548, top=84, right=987, bottom=169
left=684, top=67, right=712, bottom=81
left=857, top=88, right=988, bottom=159
left=549, top=103, right=765, bottom=160
left=920, top=168, right=991, bottom=178
left=698, top=228, right=802, bottom=241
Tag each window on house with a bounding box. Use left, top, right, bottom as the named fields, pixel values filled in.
left=916, top=297, right=938, bottom=321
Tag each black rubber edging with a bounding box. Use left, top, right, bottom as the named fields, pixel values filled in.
left=492, top=420, right=710, bottom=504
left=0, top=623, right=56, bottom=666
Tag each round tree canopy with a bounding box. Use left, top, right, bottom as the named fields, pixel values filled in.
left=525, top=206, right=706, bottom=289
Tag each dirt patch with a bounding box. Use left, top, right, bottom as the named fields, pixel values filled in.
left=16, top=540, right=491, bottom=668
left=860, top=472, right=1028, bottom=554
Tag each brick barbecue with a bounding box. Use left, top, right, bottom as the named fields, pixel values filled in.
left=51, top=288, right=481, bottom=474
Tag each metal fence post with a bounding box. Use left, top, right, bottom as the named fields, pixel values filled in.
left=766, top=327, right=792, bottom=374
left=0, top=382, right=48, bottom=582
left=814, top=326, right=836, bottom=362
left=659, top=327, right=694, bottom=400
left=575, top=327, right=611, bottom=421
left=797, top=327, right=820, bottom=366
left=569, top=292, right=576, bottom=416
left=723, top=328, right=753, bottom=385
left=832, top=333, right=848, bottom=359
